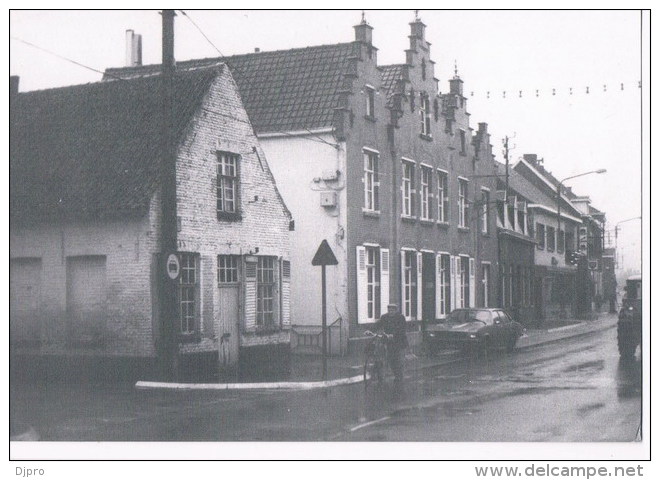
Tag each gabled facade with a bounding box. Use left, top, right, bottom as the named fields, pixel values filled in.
left=10, top=66, right=292, bottom=375
left=106, top=17, right=501, bottom=353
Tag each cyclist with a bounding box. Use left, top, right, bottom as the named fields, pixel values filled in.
left=375, top=303, right=408, bottom=384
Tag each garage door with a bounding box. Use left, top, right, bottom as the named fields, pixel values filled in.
left=10, top=258, right=42, bottom=345
left=66, top=256, right=107, bottom=346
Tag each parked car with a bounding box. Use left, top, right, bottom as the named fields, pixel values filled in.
left=424, top=308, right=525, bottom=356
left=617, top=274, right=642, bottom=359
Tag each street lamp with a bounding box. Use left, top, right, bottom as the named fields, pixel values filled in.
left=556, top=169, right=607, bottom=254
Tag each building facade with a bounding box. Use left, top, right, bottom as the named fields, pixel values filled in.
left=106, top=17, right=500, bottom=353
left=10, top=67, right=292, bottom=375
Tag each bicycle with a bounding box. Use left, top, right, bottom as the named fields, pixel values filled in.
left=363, top=330, right=392, bottom=388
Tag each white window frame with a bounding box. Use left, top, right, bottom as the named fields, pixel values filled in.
left=363, top=148, right=380, bottom=212
left=420, top=165, right=432, bottom=220
left=459, top=255, right=470, bottom=308
left=218, top=255, right=240, bottom=284
left=458, top=177, right=469, bottom=228
left=217, top=152, right=239, bottom=215
left=365, top=85, right=375, bottom=118
left=402, top=159, right=415, bottom=217
left=420, top=93, right=431, bottom=136
left=365, top=246, right=380, bottom=321
left=437, top=169, right=449, bottom=224
left=481, top=187, right=490, bottom=234
left=256, top=256, right=278, bottom=328
left=437, top=253, right=451, bottom=317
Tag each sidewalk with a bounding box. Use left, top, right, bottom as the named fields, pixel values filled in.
left=135, top=313, right=618, bottom=391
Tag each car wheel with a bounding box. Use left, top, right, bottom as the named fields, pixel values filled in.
left=479, top=336, right=490, bottom=359
left=506, top=335, right=517, bottom=353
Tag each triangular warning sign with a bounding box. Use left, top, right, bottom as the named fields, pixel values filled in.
left=312, top=239, right=339, bottom=266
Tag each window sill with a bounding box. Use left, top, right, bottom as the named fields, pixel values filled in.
left=420, top=218, right=434, bottom=226
left=482, top=232, right=491, bottom=237
left=419, top=133, right=433, bottom=142
left=364, top=115, right=377, bottom=123
left=249, top=326, right=284, bottom=335
left=436, top=221, right=450, bottom=228
left=458, top=226, right=470, bottom=233
left=362, top=208, right=381, bottom=218
left=400, top=215, right=417, bottom=223
left=178, top=333, right=201, bottom=344
left=217, top=211, right=242, bottom=222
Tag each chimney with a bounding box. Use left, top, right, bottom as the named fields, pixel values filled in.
left=478, top=122, right=488, bottom=133
left=125, top=30, right=143, bottom=67
left=354, top=17, right=373, bottom=45
left=254, top=47, right=260, bottom=53
left=10, top=75, right=19, bottom=96
left=523, top=153, right=538, bottom=165
left=449, top=76, right=463, bottom=96
left=410, top=18, right=426, bottom=40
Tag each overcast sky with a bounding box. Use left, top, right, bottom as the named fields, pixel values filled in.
left=9, top=10, right=646, bottom=273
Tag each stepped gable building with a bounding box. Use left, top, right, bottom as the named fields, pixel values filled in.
left=10, top=66, right=292, bottom=375
left=106, top=16, right=500, bottom=354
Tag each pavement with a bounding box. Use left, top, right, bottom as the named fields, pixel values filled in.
left=136, top=312, right=619, bottom=392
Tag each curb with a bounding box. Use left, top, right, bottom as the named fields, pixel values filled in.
left=135, top=318, right=617, bottom=392
left=135, top=374, right=365, bottom=392
left=546, top=322, right=587, bottom=333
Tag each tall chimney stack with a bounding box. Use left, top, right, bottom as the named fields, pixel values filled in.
left=125, top=30, right=143, bottom=67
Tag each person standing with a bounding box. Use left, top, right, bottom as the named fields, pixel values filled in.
left=376, top=303, right=408, bottom=383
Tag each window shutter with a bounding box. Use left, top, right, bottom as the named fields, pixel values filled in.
left=356, top=246, right=368, bottom=324
left=469, top=258, right=476, bottom=308
left=451, top=255, right=460, bottom=309
left=416, top=251, right=423, bottom=321
left=448, top=255, right=455, bottom=312
left=380, top=248, right=390, bottom=317
left=400, top=249, right=407, bottom=319
left=243, top=257, right=257, bottom=330
left=280, top=258, right=291, bottom=327
left=435, top=254, right=443, bottom=319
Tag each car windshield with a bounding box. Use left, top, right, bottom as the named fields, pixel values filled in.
left=446, top=310, right=492, bottom=325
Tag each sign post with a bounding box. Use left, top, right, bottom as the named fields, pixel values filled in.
left=312, top=239, right=338, bottom=380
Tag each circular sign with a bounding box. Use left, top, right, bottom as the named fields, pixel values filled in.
left=166, top=253, right=180, bottom=280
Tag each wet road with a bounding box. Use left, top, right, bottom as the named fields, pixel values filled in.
left=11, top=325, right=641, bottom=442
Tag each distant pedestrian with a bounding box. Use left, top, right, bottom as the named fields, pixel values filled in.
left=376, top=303, right=408, bottom=384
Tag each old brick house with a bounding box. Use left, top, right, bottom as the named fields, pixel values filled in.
left=10, top=66, right=292, bottom=375
left=106, top=16, right=500, bottom=353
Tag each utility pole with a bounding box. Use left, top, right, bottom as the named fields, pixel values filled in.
left=159, top=9, right=179, bottom=380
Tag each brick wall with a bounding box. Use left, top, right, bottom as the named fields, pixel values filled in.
left=174, top=66, right=291, bottom=355
left=10, top=214, right=158, bottom=358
